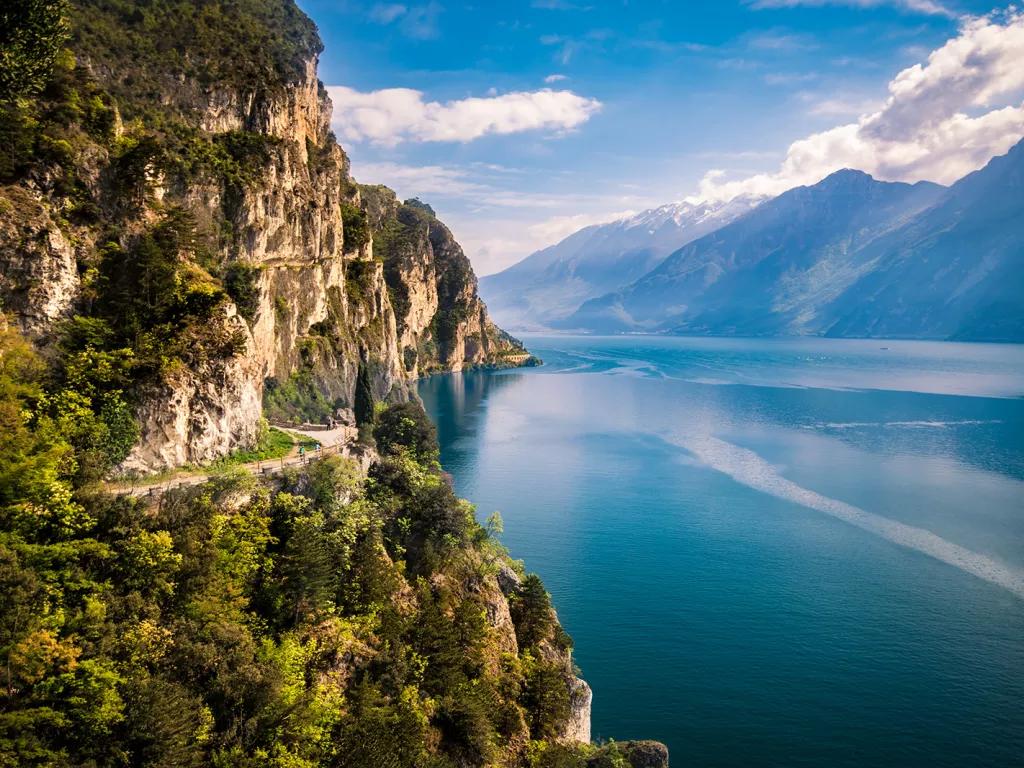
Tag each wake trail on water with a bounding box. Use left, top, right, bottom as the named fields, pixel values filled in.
left=668, top=434, right=1024, bottom=601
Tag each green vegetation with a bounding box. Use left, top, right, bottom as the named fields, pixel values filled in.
left=344, top=258, right=378, bottom=307
left=373, top=400, right=440, bottom=462
left=404, top=197, right=435, bottom=217
left=224, top=263, right=263, bottom=323
left=70, top=0, right=321, bottom=103
left=263, top=370, right=338, bottom=425
left=0, top=343, right=593, bottom=766
left=353, top=362, right=375, bottom=430
left=0, top=0, right=70, bottom=100
left=341, top=201, right=370, bottom=252
left=211, top=424, right=297, bottom=465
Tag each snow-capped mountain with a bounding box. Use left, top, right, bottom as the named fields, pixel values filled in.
left=479, top=194, right=769, bottom=330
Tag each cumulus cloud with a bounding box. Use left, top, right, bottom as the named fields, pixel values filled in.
left=695, top=9, right=1024, bottom=201
left=327, top=86, right=602, bottom=146
left=545, top=74, right=569, bottom=83
left=745, top=0, right=953, bottom=16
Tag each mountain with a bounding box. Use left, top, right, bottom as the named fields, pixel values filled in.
left=570, top=141, right=1024, bottom=340
left=568, top=170, right=949, bottom=334
left=479, top=195, right=768, bottom=329
left=819, top=138, right=1024, bottom=341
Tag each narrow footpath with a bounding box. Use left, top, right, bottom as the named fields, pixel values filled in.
left=110, top=425, right=359, bottom=499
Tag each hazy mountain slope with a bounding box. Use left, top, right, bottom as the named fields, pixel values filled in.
left=568, top=171, right=946, bottom=334
left=821, top=138, right=1024, bottom=341
left=479, top=195, right=767, bottom=329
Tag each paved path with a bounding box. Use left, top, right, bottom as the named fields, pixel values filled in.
left=110, top=425, right=357, bottom=499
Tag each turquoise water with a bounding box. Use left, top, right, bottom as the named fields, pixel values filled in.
left=418, top=336, right=1024, bottom=768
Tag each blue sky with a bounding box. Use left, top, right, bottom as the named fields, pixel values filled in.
left=296, top=0, right=1024, bottom=275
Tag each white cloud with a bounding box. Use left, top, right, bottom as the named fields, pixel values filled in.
left=694, top=10, right=1024, bottom=201
left=327, top=86, right=602, bottom=146
left=367, top=2, right=442, bottom=39
left=806, top=95, right=884, bottom=117
left=744, top=0, right=953, bottom=17
left=527, top=210, right=637, bottom=242
left=747, top=31, right=819, bottom=50
left=368, top=3, right=407, bottom=24
left=763, top=72, right=819, bottom=85
left=545, top=74, right=569, bottom=83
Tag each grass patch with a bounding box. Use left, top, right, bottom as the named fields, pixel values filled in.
left=209, top=427, right=318, bottom=468
left=107, top=428, right=320, bottom=488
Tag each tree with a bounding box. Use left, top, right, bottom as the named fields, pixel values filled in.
left=0, top=0, right=69, bottom=100
left=373, top=401, right=439, bottom=461
left=341, top=202, right=370, bottom=251
left=523, top=657, right=571, bottom=740
left=511, top=574, right=554, bottom=650
left=354, top=362, right=375, bottom=428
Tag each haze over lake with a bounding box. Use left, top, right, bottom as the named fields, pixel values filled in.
left=419, top=335, right=1024, bottom=768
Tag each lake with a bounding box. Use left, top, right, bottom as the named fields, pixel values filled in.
left=418, top=335, right=1024, bottom=768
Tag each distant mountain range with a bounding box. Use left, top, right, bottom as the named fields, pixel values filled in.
left=485, top=137, right=1024, bottom=342
left=479, top=195, right=768, bottom=329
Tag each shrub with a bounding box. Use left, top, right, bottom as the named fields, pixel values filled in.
left=373, top=401, right=439, bottom=461
left=224, top=263, right=262, bottom=322
left=353, top=362, right=375, bottom=428
left=341, top=202, right=370, bottom=251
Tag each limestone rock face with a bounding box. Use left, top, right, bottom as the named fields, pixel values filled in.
left=482, top=574, right=520, bottom=659
left=565, top=676, right=593, bottom=744
left=120, top=308, right=263, bottom=472
left=497, top=564, right=523, bottom=596
left=2, top=34, right=526, bottom=475
left=0, top=187, right=80, bottom=336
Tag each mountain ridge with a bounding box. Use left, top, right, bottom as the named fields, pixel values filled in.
left=480, top=193, right=769, bottom=330
left=557, top=147, right=1024, bottom=342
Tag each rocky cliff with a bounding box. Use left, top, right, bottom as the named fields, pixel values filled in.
left=0, top=0, right=527, bottom=473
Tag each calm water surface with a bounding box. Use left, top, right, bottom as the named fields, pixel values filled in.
left=418, top=336, right=1024, bottom=768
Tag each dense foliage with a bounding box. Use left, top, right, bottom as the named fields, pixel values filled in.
left=0, top=0, right=70, bottom=100
left=70, top=0, right=321, bottom=101
left=0, top=336, right=591, bottom=766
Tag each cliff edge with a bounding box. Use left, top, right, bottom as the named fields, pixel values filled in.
left=0, top=0, right=529, bottom=474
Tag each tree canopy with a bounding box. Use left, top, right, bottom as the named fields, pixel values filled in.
left=0, top=0, right=70, bottom=100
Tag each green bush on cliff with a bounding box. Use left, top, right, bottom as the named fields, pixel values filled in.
left=263, top=369, right=336, bottom=425
left=373, top=400, right=440, bottom=462
left=341, top=201, right=370, bottom=252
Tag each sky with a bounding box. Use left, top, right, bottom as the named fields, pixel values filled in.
left=296, top=0, right=1024, bottom=276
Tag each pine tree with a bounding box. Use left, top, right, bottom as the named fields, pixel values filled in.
left=354, top=362, right=375, bottom=427
left=511, top=574, right=554, bottom=649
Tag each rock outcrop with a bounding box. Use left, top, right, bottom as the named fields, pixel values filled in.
left=0, top=16, right=528, bottom=473
left=0, top=186, right=80, bottom=335
left=494, top=562, right=594, bottom=745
